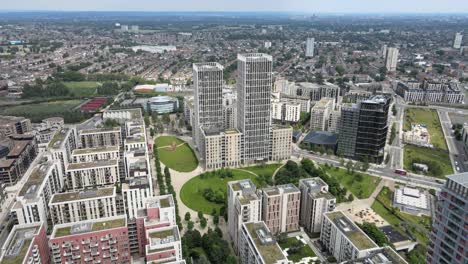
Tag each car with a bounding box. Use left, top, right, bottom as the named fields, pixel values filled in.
left=455, top=161, right=458, bottom=165
left=456, top=167, right=460, bottom=171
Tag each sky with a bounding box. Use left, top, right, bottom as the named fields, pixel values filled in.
left=1, top=0, right=468, bottom=13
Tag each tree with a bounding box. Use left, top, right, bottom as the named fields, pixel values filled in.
left=200, top=217, right=207, bottom=229
left=198, top=211, right=204, bottom=220
left=211, top=208, right=217, bottom=217
left=358, top=222, right=389, bottom=246
left=213, top=215, right=219, bottom=225
left=335, top=65, right=345, bottom=76
left=187, top=221, right=194, bottom=230
left=348, top=194, right=354, bottom=202
left=392, top=104, right=397, bottom=116
left=184, top=212, right=191, bottom=221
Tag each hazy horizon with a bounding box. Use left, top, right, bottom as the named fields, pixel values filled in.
left=1, top=0, right=468, bottom=14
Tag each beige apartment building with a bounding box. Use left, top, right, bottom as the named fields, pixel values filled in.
left=310, top=97, right=335, bottom=131
left=66, top=159, right=120, bottom=190
left=79, top=127, right=121, bottom=148
left=201, top=128, right=242, bottom=169
left=270, top=125, right=293, bottom=162
left=259, top=184, right=301, bottom=234
left=71, top=145, right=120, bottom=163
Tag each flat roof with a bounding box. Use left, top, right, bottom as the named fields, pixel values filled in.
left=49, top=128, right=69, bottom=149
left=447, top=172, right=468, bottom=187
left=303, top=131, right=338, bottom=145
left=244, top=222, right=286, bottom=263
left=19, top=162, right=53, bottom=197
left=325, top=211, right=378, bottom=250
left=53, top=216, right=126, bottom=238
left=1, top=224, right=41, bottom=264
left=50, top=187, right=114, bottom=204
left=80, top=127, right=120, bottom=134
left=263, top=183, right=300, bottom=197
left=67, top=159, right=118, bottom=170
left=394, top=188, right=428, bottom=210
left=72, top=146, right=119, bottom=155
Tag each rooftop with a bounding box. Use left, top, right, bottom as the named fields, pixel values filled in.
left=80, top=127, right=120, bottom=134
left=19, top=162, right=53, bottom=198
left=244, top=222, right=286, bottom=264
left=326, top=211, right=378, bottom=250
left=1, top=224, right=41, bottom=264
left=50, top=187, right=114, bottom=204
left=193, top=62, right=224, bottom=71
left=303, top=131, right=338, bottom=145
left=49, top=128, right=69, bottom=149
left=263, top=184, right=300, bottom=197
left=67, top=159, right=118, bottom=170
left=53, top=216, right=126, bottom=238
left=447, top=172, right=468, bottom=187
left=72, top=146, right=119, bottom=155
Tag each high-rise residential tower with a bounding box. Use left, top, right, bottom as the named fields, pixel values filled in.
left=193, top=63, right=225, bottom=149
left=453, top=32, right=463, bottom=49
left=306, top=38, right=315, bottom=57
left=237, top=53, right=273, bottom=163
left=385, top=47, right=399, bottom=72
left=427, top=173, right=467, bottom=264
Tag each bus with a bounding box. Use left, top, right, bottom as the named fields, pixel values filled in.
left=394, top=169, right=407, bottom=176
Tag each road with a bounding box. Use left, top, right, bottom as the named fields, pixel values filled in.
left=438, top=110, right=468, bottom=173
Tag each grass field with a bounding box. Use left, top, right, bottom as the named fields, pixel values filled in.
left=155, top=136, right=198, bottom=172
left=242, top=163, right=282, bottom=177
left=371, top=187, right=431, bottom=246
left=278, top=237, right=316, bottom=263
left=404, top=108, right=447, bottom=150
left=323, top=167, right=381, bottom=199
left=180, top=169, right=260, bottom=214
left=0, top=100, right=83, bottom=123
left=64, top=81, right=100, bottom=97
left=404, top=145, right=453, bottom=178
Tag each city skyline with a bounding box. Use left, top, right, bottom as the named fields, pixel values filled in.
left=1, top=0, right=468, bottom=13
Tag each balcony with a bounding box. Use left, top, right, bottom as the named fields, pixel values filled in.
left=90, top=242, right=98, bottom=248
left=82, top=239, right=90, bottom=245
left=72, top=254, right=81, bottom=260
left=91, top=251, right=100, bottom=256
left=72, top=246, right=80, bottom=251
left=111, top=256, right=119, bottom=261
left=102, top=245, right=110, bottom=250
left=63, top=251, right=72, bottom=257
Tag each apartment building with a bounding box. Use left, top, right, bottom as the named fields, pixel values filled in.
left=0, top=134, right=38, bottom=185
left=201, top=128, right=242, bottom=169
left=49, top=127, right=78, bottom=176
left=396, top=80, right=465, bottom=104
left=260, top=184, right=300, bottom=234
left=124, top=121, right=147, bottom=151
left=327, top=109, right=341, bottom=133
left=270, top=125, right=293, bottom=162
left=49, top=187, right=118, bottom=225
left=320, top=211, right=380, bottom=262
left=49, top=215, right=130, bottom=264
left=145, top=226, right=183, bottom=263
left=66, top=159, right=120, bottom=190
left=299, top=178, right=336, bottom=234
left=12, top=160, right=63, bottom=225
left=310, top=97, right=335, bottom=131
left=71, top=146, right=120, bottom=163
left=238, top=222, right=288, bottom=264
left=0, top=116, right=31, bottom=140
left=271, top=101, right=301, bottom=123
left=343, top=246, right=408, bottom=264
left=306, top=37, right=315, bottom=57
left=228, top=179, right=262, bottom=253
left=0, top=222, right=49, bottom=264
left=280, top=95, right=311, bottom=113
left=385, top=47, right=399, bottom=72
left=237, top=53, right=273, bottom=163
left=122, top=176, right=153, bottom=219
left=79, top=127, right=122, bottom=149
left=427, top=173, right=467, bottom=264
left=292, top=82, right=340, bottom=103
left=103, top=108, right=144, bottom=123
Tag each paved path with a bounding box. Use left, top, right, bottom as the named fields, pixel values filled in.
left=156, top=142, right=187, bottom=150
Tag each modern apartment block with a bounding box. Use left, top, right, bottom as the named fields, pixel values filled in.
left=320, top=211, right=380, bottom=262
left=342, top=246, right=408, bottom=264
left=49, top=215, right=130, bottom=264
left=12, top=160, right=63, bottom=225
left=270, top=125, right=293, bottom=162
left=122, top=176, right=153, bottom=219
left=49, top=187, right=118, bottom=225
left=327, top=109, right=341, bottom=133
left=292, top=82, right=340, bottom=103
left=228, top=179, right=262, bottom=253
left=306, top=37, right=315, bottom=57
left=271, top=100, right=301, bottom=123
left=237, top=53, right=273, bottom=163
left=79, top=127, right=122, bottom=148
left=338, top=95, right=390, bottom=163
left=71, top=146, right=120, bottom=163
left=385, top=47, right=399, bottom=72
left=310, top=97, right=335, bottom=131
left=193, top=62, right=225, bottom=149
left=66, top=159, right=120, bottom=190
left=201, top=127, right=242, bottom=169
left=299, top=178, right=336, bottom=234
left=145, top=225, right=183, bottom=263
left=427, top=173, right=467, bottom=264
left=454, top=32, right=463, bottom=49
left=395, top=79, right=465, bottom=104
left=239, top=222, right=288, bottom=264
left=0, top=116, right=32, bottom=140
left=49, top=127, right=78, bottom=176
left=0, top=134, right=38, bottom=185
left=259, top=184, right=300, bottom=234
left=0, top=222, right=49, bottom=264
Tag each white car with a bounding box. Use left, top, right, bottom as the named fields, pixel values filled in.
left=456, top=167, right=460, bottom=171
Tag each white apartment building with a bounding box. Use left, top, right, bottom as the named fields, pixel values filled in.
left=271, top=101, right=301, bottom=123
left=79, top=127, right=122, bottom=148
left=201, top=128, right=242, bottom=169
left=320, top=211, right=380, bottom=262
left=299, top=178, right=336, bottom=234
left=454, top=32, right=463, bottom=49
left=228, top=180, right=261, bottom=253
left=239, top=222, right=288, bottom=264
left=292, top=82, right=340, bottom=103
left=146, top=226, right=183, bottom=263
left=310, top=97, right=335, bottom=131
left=66, top=159, right=120, bottom=190
left=12, top=160, right=63, bottom=225
left=327, top=109, right=341, bottom=133
left=122, top=177, right=153, bottom=219
left=49, top=187, right=118, bottom=225
left=49, top=127, right=78, bottom=176
left=270, top=125, right=293, bottom=162
left=259, top=184, right=301, bottom=234
left=385, top=47, right=399, bottom=72
left=71, top=146, right=120, bottom=163
left=306, top=38, right=315, bottom=57
left=281, top=95, right=311, bottom=113
left=103, top=109, right=143, bottom=124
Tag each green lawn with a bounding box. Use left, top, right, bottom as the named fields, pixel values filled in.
left=155, top=136, right=198, bottom=172
left=242, top=163, right=282, bottom=177
left=323, top=167, right=381, bottom=199
left=278, top=236, right=316, bottom=263
left=371, top=187, right=431, bottom=246
left=404, top=108, right=447, bottom=150
left=0, top=100, right=83, bottom=123
left=180, top=169, right=260, bottom=214
left=64, top=81, right=100, bottom=97
left=404, top=145, right=453, bottom=178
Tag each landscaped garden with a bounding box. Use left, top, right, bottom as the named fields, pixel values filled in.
left=403, top=145, right=453, bottom=177
left=278, top=236, right=317, bottom=263
left=155, top=136, right=198, bottom=172
left=242, top=163, right=282, bottom=177
left=323, top=166, right=381, bottom=199
left=64, top=81, right=101, bottom=97
left=404, top=108, right=447, bottom=150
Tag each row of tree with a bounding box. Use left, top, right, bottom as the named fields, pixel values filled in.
left=182, top=228, right=236, bottom=264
